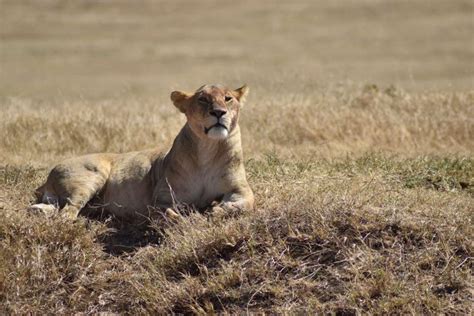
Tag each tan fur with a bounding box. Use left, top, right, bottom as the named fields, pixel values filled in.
left=30, top=84, right=254, bottom=219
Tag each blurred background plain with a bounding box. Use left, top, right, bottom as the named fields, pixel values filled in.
left=1, top=0, right=473, bottom=100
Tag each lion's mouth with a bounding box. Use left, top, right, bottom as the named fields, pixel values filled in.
left=204, top=123, right=228, bottom=134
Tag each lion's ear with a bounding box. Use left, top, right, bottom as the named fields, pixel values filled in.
left=170, top=90, right=192, bottom=113
left=233, top=84, right=249, bottom=105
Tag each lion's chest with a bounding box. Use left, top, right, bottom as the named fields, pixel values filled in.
left=171, top=168, right=227, bottom=209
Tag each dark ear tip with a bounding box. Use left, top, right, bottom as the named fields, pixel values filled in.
left=170, top=91, right=180, bottom=101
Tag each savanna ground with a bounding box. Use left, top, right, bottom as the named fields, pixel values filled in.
left=1, top=0, right=473, bottom=314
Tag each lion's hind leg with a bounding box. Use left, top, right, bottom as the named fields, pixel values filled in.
left=28, top=203, right=58, bottom=217
left=29, top=159, right=111, bottom=219
left=55, top=173, right=109, bottom=220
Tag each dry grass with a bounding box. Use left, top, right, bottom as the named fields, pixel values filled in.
left=1, top=86, right=473, bottom=165
left=1, top=154, right=472, bottom=313
left=1, top=0, right=473, bottom=314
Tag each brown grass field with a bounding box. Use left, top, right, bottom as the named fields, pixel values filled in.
left=1, top=0, right=473, bottom=314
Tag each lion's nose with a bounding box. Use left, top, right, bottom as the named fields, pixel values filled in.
left=209, top=109, right=227, bottom=118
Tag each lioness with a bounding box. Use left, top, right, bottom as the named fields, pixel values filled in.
left=29, top=84, right=254, bottom=219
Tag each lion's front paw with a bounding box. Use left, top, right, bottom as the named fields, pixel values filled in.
left=210, top=202, right=242, bottom=219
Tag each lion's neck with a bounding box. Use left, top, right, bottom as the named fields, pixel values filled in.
left=170, top=123, right=241, bottom=168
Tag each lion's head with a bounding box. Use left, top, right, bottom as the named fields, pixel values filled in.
left=170, top=84, right=249, bottom=140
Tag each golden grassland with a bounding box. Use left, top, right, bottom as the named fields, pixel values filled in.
left=1, top=0, right=473, bottom=314
left=1, top=85, right=473, bottom=165
left=1, top=149, right=473, bottom=313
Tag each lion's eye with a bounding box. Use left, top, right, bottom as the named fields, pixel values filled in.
left=225, top=96, right=233, bottom=103
left=198, top=97, right=209, bottom=104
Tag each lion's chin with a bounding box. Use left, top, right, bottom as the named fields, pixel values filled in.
left=207, top=126, right=229, bottom=140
